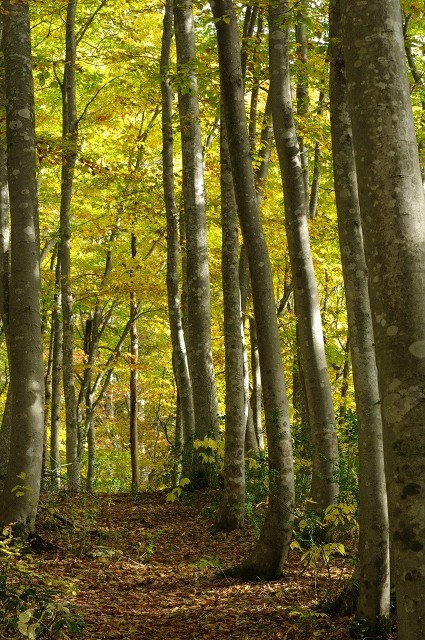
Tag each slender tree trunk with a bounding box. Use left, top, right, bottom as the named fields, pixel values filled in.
left=50, top=259, right=62, bottom=489
left=174, top=0, right=218, bottom=487
left=329, top=1, right=390, bottom=634
left=308, top=91, right=325, bottom=220
left=161, top=0, right=195, bottom=481
left=211, top=0, right=294, bottom=579
left=249, top=317, right=263, bottom=450
left=59, top=0, right=79, bottom=491
left=50, top=255, right=62, bottom=490
left=129, top=232, right=140, bottom=491
left=341, top=1, right=425, bottom=636
left=171, top=389, right=183, bottom=486
left=295, top=16, right=309, bottom=202
left=0, top=0, right=44, bottom=532
left=216, top=114, right=245, bottom=531
left=268, top=0, right=339, bottom=514
left=403, top=13, right=425, bottom=188
left=238, top=246, right=256, bottom=453
left=42, top=309, right=54, bottom=489
left=241, top=100, right=273, bottom=453
left=85, top=392, right=96, bottom=492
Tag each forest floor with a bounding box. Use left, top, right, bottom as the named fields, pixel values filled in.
left=6, top=491, right=366, bottom=639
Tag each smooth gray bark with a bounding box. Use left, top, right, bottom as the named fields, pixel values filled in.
left=268, top=0, right=339, bottom=515
left=0, top=20, right=10, bottom=493
left=174, top=0, right=219, bottom=487
left=403, top=12, right=425, bottom=188
left=59, top=0, right=79, bottom=491
left=216, top=115, right=245, bottom=531
left=161, top=0, right=195, bottom=480
left=211, top=0, right=294, bottom=580
left=241, top=100, right=274, bottom=454
left=0, top=0, right=44, bottom=532
left=341, top=1, right=425, bottom=636
left=329, top=1, right=390, bottom=633
left=50, top=254, right=62, bottom=490
left=249, top=317, right=263, bottom=450
left=295, top=16, right=309, bottom=202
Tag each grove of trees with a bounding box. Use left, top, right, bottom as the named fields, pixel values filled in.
left=1, top=0, right=425, bottom=638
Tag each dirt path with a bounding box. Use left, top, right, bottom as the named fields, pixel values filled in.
left=35, top=492, right=352, bottom=639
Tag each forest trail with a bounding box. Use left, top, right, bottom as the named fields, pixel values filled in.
left=34, top=492, right=353, bottom=639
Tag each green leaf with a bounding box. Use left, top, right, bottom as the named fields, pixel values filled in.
left=18, top=610, right=32, bottom=624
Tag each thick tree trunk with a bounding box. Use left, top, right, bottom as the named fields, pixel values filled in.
left=0, top=21, right=10, bottom=494
left=161, top=0, right=195, bottom=481
left=329, top=1, right=390, bottom=634
left=211, top=0, right=294, bottom=580
left=341, top=1, right=425, bottom=636
left=268, top=0, right=339, bottom=515
left=174, top=0, right=219, bottom=488
left=0, top=393, right=11, bottom=495
left=60, top=0, right=79, bottom=491
left=0, top=0, right=44, bottom=532
left=216, top=115, right=245, bottom=531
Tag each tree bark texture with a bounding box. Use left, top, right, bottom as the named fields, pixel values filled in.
left=60, top=0, right=79, bottom=491
left=0, top=0, right=44, bottom=532
left=268, top=0, right=339, bottom=514
left=216, top=114, right=245, bottom=532
left=341, top=1, right=425, bottom=637
left=161, top=0, right=195, bottom=481
left=174, top=0, right=219, bottom=487
left=0, top=19, right=10, bottom=493
left=129, top=233, right=140, bottom=491
left=211, top=0, right=294, bottom=579
left=50, top=256, right=62, bottom=490
left=329, top=1, right=390, bottom=633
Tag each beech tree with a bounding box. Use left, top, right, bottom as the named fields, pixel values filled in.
left=0, top=0, right=44, bottom=532
left=174, top=0, right=219, bottom=487
left=0, top=21, right=10, bottom=494
left=342, top=0, right=425, bottom=636
left=160, top=0, right=195, bottom=480
left=215, top=114, right=245, bottom=532
left=329, top=0, right=390, bottom=633
left=58, top=0, right=80, bottom=491
left=268, top=0, right=339, bottom=514
left=211, top=0, right=295, bottom=579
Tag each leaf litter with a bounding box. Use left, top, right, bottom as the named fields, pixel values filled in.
left=29, top=491, right=354, bottom=639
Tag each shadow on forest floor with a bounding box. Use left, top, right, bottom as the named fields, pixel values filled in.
left=10, top=491, right=361, bottom=639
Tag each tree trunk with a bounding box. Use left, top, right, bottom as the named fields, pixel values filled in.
left=0, top=19, right=10, bottom=494
left=59, top=0, right=79, bottom=491
left=249, top=317, right=263, bottom=450
left=295, top=16, right=309, bottom=202
left=329, top=1, right=390, bottom=634
left=268, top=0, right=339, bottom=514
left=50, top=255, right=62, bottom=490
left=0, top=0, right=44, bottom=532
left=216, top=114, right=245, bottom=531
left=129, top=232, right=140, bottom=491
left=161, top=0, right=195, bottom=481
left=174, top=0, right=219, bottom=488
left=211, top=0, right=294, bottom=580
left=341, top=0, right=425, bottom=636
